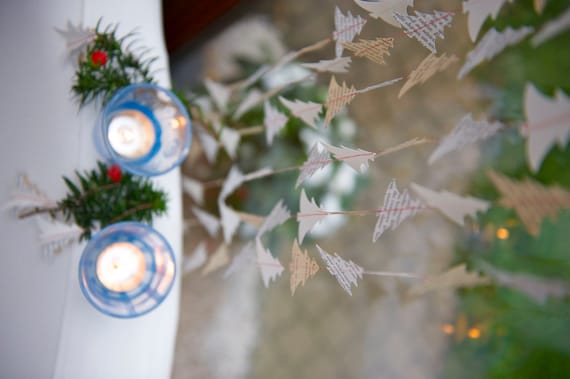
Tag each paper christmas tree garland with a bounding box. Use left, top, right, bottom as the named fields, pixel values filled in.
left=301, top=56, right=352, bottom=73
left=462, top=0, right=513, bottom=42
left=394, top=10, right=454, bottom=54
left=458, top=26, right=534, bottom=79
left=522, top=84, right=570, bottom=172
left=289, top=239, right=320, bottom=295
left=408, top=264, right=491, bottom=297
left=279, top=97, right=322, bottom=129
left=263, top=102, right=289, bottom=145
left=334, top=6, right=367, bottom=57
left=488, top=171, right=570, bottom=236
left=428, top=113, right=504, bottom=164
left=341, top=37, right=394, bottom=65
left=399, top=53, right=458, bottom=98
left=353, top=0, right=414, bottom=28
left=317, top=244, right=419, bottom=296
left=532, top=7, right=570, bottom=46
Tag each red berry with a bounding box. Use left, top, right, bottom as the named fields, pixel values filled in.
left=107, top=164, right=122, bottom=183
left=91, top=50, right=108, bottom=67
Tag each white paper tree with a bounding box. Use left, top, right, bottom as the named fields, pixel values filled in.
left=296, top=143, right=331, bottom=188
left=398, top=53, right=458, bottom=98
left=373, top=179, right=424, bottom=242
left=354, top=0, right=414, bottom=28
left=317, top=244, right=364, bottom=296
left=532, top=8, right=570, bottom=46
left=257, top=199, right=291, bottom=238
left=394, top=10, right=454, bottom=54
left=458, top=26, right=534, bottom=79
left=321, top=142, right=375, bottom=173
left=256, top=238, right=284, bottom=287
left=192, top=207, right=221, bottom=237
left=522, top=84, right=570, bottom=172
left=333, top=7, right=367, bottom=57
left=297, top=189, right=327, bottom=244
left=301, top=57, right=352, bottom=73
left=410, top=183, right=490, bottom=226
left=279, top=97, right=322, bottom=129
left=428, top=113, right=503, bottom=164
left=463, top=0, right=513, bottom=42
left=263, top=102, right=288, bottom=145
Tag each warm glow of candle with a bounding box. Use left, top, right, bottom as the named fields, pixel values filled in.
left=496, top=227, right=509, bottom=240
left=96, top=242, right=146, bottom=292
left=107, top=109, right=156, bottom=159
left=468, top=327, right=481, bottom=339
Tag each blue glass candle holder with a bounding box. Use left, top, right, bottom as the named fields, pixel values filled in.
left=95, top=83, right=192, bottom=177
left=79, top=222, right=176, bottom=318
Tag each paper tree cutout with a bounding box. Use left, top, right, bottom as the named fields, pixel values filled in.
left=35, top=217, right=83, bottom=256
left=394, top=10, right=454, bottom=54
left=458, top=26, right=534, bottom=79
left=205, top=78, right=231, bottom=112
left=257, top=199, right=291, bottom=238
left=218, top=202, right=242, bottom=243
left=202, top=243, right=230, bottom=276
left=301, top=57, right=352, bottom=73
left=463, top=0, right=513, bottom=42
left=219, top=166, right=245, bottom=200
left=341, top=38, right=394, bottom=65
left=322, top=142, right=375, bottom=173
left=399, top=53, right=458, bottom=98
left=223, top=242, right=255, bottom=279
left=317, top=244, right=363, bottom=296
left=297, top=189, right=327, bottom=244
left=192, top=207, right=220, bottom=237
left=256, top=238, right=284, bottom=288
left=220, top=127, right=241, bottom=159
left=523, top=85, right=570, bottom=171
left=234, top=89, right=263, bottom=119
left=184, top=242, right=208, bottom=274
left=373, top=179, right=424, bottom=242
left=55, top=21, right=96, bottom=55
left=354, top=0, right=414, bottom=27
left=263, top=102, right=289, bottom=145
left=428, top=113, right=503, bottom=164
left=182, top=176, right=204, bottom=205
left=3, top=174, right=56, bottom=214
left=279, top=97, right=322, bottom=129
left=532, top=8, right=570, bottom=46
left=410, top=183, right=490, bottom=226
left=289, top=239, right=319, bottom=295
left=480, top=262, right=570, bottom=304
left=196, top=128, right=220, bottom=164
left=324, top=76, right=402, bottom=126
left=324, top=76, right=357, bottom=126
left=296, top=143, right=331, bottom=188
left=333, top=7, right=367, bottom=57
left=488, top=171, right=570, bottom=236
left=408, top=264, right=490, bottom=297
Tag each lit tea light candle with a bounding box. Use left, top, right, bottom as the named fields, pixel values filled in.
left=107, top=109, right=156, bottom=159
left=96, top=242, right=146, bottom=292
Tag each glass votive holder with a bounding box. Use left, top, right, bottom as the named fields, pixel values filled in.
left=78, top=222, right=176, bottom=318
left=94, top=83, right=192, bottom=177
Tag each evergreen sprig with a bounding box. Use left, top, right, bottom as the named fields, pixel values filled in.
left=72, top=21, right=157, bottom=107
left=58, top=162, right=167, bottom=240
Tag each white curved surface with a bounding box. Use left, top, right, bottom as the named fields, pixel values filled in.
left=0, top=1, right=181, bottom=378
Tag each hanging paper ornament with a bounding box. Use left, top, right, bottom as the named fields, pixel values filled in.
left=394, top=10, right=454, bottom=54
left=289, top=239, right=319, bottom=296
left=532, top=8, right=570, bottom=46
left=462, top=0, right=513, bottom=42
left=279, top=97, right=322, bottom=129
left=204, top=78, right=231, bottom=112
left=255, top=238, right=284, bottom=288
left=373, top=179, right=424, bottom=242
left=301, top=57, right=352, bottom=73
left=296, top=143, right=331, bottom=188
left=317, top=244, right=364, bottom=296
left=341, top=38, right=394, bottom=65
left=333, top=7, right=367, bottom=57
left=192, top=207, right=221, bottom=237
left=398, top=53, right=458, bottom=98
left=202, top=243, right=230, bottom=275
left=263, top=102, right=289, bottom=145
left=522, top=84, right=570, bottom=172
left=353, top=0, right=414, bottom=28
left=488, top=171, right=570, bottom=236
left=408, top=264, right=491, bottom=297
left=428, top=113, right=503, bottom=164
left=321, top=142, right=375, bottom=173
left=458, top=26, right=534, bottom=79
left=410, top=183, right=490, bottom=226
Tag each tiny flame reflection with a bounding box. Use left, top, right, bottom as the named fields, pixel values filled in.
left=496, top=227, right=509, bottom=240
left=468, top=327, right=481, bottom=339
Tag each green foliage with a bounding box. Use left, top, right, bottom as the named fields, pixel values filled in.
left=71, top=20, right=156, bottom=107
left=58, top=162, right=167, bottom=240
